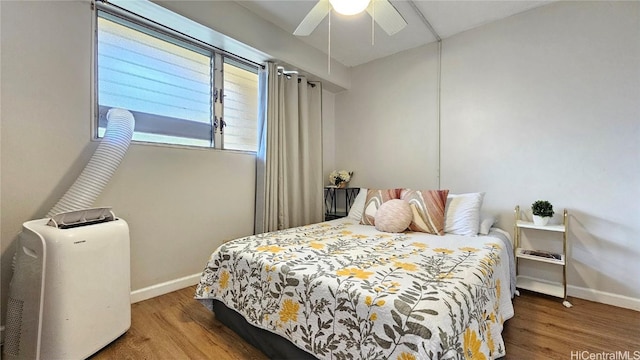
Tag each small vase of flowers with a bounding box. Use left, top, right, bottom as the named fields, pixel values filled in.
left=329, top=170, right=353, bottom=188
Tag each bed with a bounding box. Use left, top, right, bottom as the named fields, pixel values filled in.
left=195, top=191, right=515, bottom=360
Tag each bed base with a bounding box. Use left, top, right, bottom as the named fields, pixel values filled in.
left=212, top=300, right=317, bottom=360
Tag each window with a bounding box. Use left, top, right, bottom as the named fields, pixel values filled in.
left=96, top=9, right=259, bottom=151
left=222, top=58, right=259, bottom=151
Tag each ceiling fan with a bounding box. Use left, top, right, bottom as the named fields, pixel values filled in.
left=293, top=0, right=407, bottom=37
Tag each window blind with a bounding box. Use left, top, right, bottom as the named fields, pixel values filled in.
left=97, top=11, right=213, bottom=147
left=222, top=58, right=259, bottom=152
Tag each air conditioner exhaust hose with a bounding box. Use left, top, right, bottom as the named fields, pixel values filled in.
left=47, top=108, right=135, bottom=217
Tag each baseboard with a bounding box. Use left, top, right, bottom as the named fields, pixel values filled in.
left=568, top=285, right=640, bottom=311
left=130, top=273, right=201, bottom=304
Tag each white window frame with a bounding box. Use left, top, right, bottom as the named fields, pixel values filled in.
left=93, top=3, right=260, bottom=152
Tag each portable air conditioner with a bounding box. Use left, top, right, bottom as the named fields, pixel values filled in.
left=3, top=207, right=131, bottom=360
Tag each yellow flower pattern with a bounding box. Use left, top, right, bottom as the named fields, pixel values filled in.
left=219, top=271, right=229, bottom=289
left=256, top=245, right=284, bottom=253
left=265, top=264, right=276, bottom=272
left=279, top=299, right=300, bottom=323
left=434, top=248, right=454, bottom=254
left=397, top=352, right=417, bottom=360
left=463, top=328, right=488, bottom=360
left=196, top=220, right=512, bottom=360
left=437, top=272, right=454, bottom=280
left=336, top=267, right=374, bottom=280
left=365, top=296, right=373, bottom=306
left=394, top=261, right=418, bottom=272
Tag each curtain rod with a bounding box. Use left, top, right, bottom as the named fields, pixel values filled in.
left=94, top=0, right=264, bottom=70
left=276, top=67, right=318, bottom=87
left=301, top=79, right=318, bottom=88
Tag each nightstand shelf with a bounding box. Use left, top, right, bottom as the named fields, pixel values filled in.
left=516, top=221, right=565, bottom=233
left=514, top=205, right=572, bottom=308
left=515, top=248, right=565, bottom=265
left=515, top=275, right=565, bottom=299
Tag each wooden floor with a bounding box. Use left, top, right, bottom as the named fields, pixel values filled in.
left=91, top=286, right=640, bottom=360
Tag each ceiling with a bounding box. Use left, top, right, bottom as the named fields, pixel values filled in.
left=237, top=0, right=554, bottom=67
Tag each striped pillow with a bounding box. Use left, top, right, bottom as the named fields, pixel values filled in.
left=360, top=189, right=402, bottom=226
left=400, top=189, right=449, bottom=235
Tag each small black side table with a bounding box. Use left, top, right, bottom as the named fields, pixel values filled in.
left=324, top=186, right=360, bottom=220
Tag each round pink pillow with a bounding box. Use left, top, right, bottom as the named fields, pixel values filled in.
left=375, top=199, right=412, bottom=233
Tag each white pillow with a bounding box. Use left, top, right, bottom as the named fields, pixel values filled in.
left=479, top=214, right=496, bottom=235
left=444, top=192, right=485, bottom=236
left=347, top=188, right=368, bottom=220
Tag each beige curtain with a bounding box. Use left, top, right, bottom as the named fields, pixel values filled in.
left=255, top=63, right=323, bottom=233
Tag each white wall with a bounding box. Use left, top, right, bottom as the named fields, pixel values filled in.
left=440, top=1, right=639, bottom=308
left=335, top=43, right=441, bottom=190
left=0, top=0, right=256, bottom=326
left=322, top=90, right=336, bottom=179
left=335, top=1, right=640, bottom=309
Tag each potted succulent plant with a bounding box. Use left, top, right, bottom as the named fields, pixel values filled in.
left=531, top=200, right=554, bottom=226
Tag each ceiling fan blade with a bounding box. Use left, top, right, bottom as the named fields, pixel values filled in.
left=366, top=0, right=407, bottom=36
left=293, top=0, right=331, bottom=36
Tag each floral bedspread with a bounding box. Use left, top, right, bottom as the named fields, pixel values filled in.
left=195, top=218, right=514, bottom=360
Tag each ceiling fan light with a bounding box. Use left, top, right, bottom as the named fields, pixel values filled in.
left=329, top=0, right=371, bottom=16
